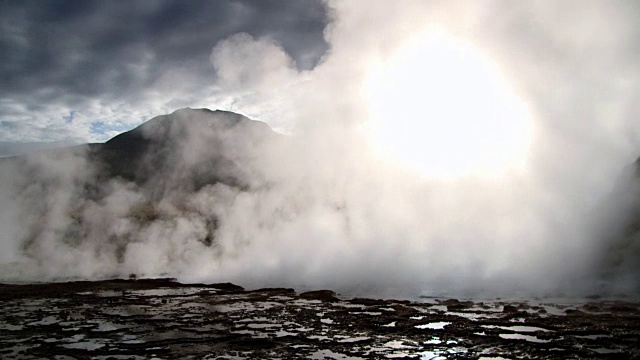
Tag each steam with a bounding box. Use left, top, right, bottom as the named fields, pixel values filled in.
left=1, top=0, right=640, bottom=297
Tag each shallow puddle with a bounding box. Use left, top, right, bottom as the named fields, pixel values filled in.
left=415, top=321, right=450, bottom=330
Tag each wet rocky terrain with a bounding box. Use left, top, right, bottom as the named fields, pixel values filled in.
left=0, top=278, right=639, bottom=359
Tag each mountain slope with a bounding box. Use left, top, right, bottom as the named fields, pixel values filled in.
left=90, top=108, right=278, bottom=193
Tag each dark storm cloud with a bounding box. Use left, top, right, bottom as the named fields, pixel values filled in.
left=0, top=0, right=329, bottom=142
left=0, top=0, right=327, bottom=98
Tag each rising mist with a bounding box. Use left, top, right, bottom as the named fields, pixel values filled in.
left=1, top=0, right=640, bottom=298
left=0, top=106, right=638, bottom=298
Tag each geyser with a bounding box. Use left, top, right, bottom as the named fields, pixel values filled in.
left=0, top=108, right=638, bottom=298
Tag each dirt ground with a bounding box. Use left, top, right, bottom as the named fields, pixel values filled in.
left=0, top=278, right=639, bottom=359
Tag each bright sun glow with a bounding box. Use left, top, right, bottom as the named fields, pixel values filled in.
left=363, top=30, right=532, bottom=179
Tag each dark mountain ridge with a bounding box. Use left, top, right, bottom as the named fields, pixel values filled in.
left=2, top=108, right=279, bottom=197
left=91, top=108, right=277, bottom=192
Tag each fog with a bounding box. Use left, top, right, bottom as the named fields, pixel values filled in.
left=1, top=0, right=640, bottom=298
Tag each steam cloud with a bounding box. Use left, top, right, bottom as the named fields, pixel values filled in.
left=1, top=0, right=640, bottom=298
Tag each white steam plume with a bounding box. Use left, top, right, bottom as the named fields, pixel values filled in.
left=1, top=0, right=640, bottom=298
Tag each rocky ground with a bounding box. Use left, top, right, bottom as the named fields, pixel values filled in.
left=0, top=279, right=639, bottom=359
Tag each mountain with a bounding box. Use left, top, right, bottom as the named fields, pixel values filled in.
left=2, top=108, right=279, bottom=197
left=90, top=108, right=278, bottom=194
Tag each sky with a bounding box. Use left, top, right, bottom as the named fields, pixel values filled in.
left=1, top=0, right=640, bottom=296
left=0, top=0, right=329, bottom=145
left=1, top=0, right=639, bottom=160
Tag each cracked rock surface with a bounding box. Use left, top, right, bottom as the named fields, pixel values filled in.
left=0, top=279, right=639, bottom=359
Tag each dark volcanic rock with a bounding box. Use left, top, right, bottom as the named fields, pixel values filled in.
left=299, top=289, right=339, bottom=302
left=440, top=298, right=475, bottom=311
left=503, top=304, right=520, bottom=313
left=207, top=282, right=245, bottom=292
left=1, top=279, right=639, bottom=359
left=349, top=297, right=389, bottom=306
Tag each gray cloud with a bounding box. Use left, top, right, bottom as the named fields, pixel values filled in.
left=0, top=0, right=328, bottom=143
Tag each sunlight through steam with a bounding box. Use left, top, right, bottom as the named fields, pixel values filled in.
left=363, top=30, right=533, bottom=179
